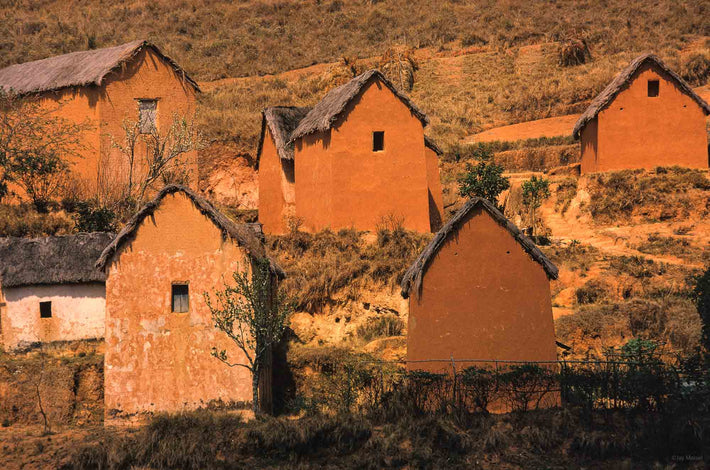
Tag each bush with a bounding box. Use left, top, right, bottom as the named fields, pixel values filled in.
left=0, top=204, right=73, bottom=237
left=269, top=228, right=429, bottom=311
left=555, top=178, right=578, bottom=214
left=575, top=279, right=609, bottom=305
left=70, top=200, right=117, bottom=233
left=357, top=315, right=405, bottom=342
left=609, top=255, right=666, bottom=279
left=680, top=53, right=710, bottom=86
left=457, top=160, right=510, bottom=206
left=558, top=38, right=591, bottom=67
left=587, top=168, right=709, bottom=223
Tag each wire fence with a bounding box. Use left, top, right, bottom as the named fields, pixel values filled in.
left=291, top=349, right=702, bottom=416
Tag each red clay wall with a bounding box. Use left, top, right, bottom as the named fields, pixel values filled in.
left=407, top=207, right=557, bottom=373
left=4, top=88, right=102, bottom=200
left=581, top=63, right=709, bottom=173
left=425, top=146, right=444, bottom=231
left=258, top=128, right=295, bottom=235
left=13, top=48, right=197, bottom=201
left=104, top=192, right=252, bottom=416
left=294, top=79, right=431, bottom=232
left=99, top=48, right=198, bottom=199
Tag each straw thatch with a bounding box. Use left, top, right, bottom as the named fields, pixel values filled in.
left=289, top=69, right=429, bottom=142
left=572, top=53, right=710, bottom=138
left=400, top=197, right=558, bottom=299
left=424, top=135, right=443, bottom=155
left=0, top=39, right=200, bottom=96
left=0, top=232, right=113, bottom=288
left=256, top=106, right=312, bottom=165
left=95, top=185, right=285, bottom=278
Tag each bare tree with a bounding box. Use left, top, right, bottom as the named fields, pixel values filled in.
left=204, top=258, right=292, bottom=414
left=0, top=90, right=88, bottom=210
left=110, top=114, right=204, bottom=206
left=379, top=45, right=418, bottom=92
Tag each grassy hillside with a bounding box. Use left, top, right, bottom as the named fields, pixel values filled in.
left=2, top=1, right=708, bottom=165
left=1, top=0, right=706, bottom=81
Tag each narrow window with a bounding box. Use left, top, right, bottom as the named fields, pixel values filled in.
left=39, top=301, right=52, bottom=318
left=172, top=284, right=189, bottom=313
left=138, top=99, right=158, bottom=134
left=373, top=131, right=385, bottom=152
left=647, top=80, right=659, bottom=97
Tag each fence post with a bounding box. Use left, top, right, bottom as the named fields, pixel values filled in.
left=450, top=355, right=457, bottom=408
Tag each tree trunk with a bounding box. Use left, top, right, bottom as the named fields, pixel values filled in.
left=251, top=366, right=260, bottom=415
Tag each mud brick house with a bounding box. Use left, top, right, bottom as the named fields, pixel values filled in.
left=0, top=40, right=200, bottom=197
left=0, top=233, right=113, bottom=350
left=96, top=185, right=284, bottom=416
left=257, top=70, right=444, bottom=234
left=573, top=53, right=710, bottom=174
left=401, top=197, right=559, bottom=371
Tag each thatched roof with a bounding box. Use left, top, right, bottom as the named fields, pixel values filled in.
left=288, top=69, right=429, bottom=142
left=256, top=106, right=312, bottom=164
left=572, top=53, right=710, bottom=138
left=424, top=135, right=443, bottom=155
left=400, top=198, right=558, bottom=299
left=0, top=233, right=114, bottom=288
left=0, top=39, right=200, bottom=96
left=95, top=185, right=285, bottom=278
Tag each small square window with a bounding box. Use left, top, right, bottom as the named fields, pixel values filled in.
left=647, top=80, right=659, bottom=97
left=172, top=284, right=189, bottom=313
left=138, top=99, right=158, bottom=134
left=39, top=301, right=52, bottom=318
left=373, top=131, right=385, bottom=152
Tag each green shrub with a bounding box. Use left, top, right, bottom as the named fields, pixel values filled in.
left=71, top=201, right=117, bottom=233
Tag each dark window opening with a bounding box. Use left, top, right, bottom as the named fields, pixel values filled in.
left=647, top=80, right=659, bottom=97
left=40, top=301, right=52, bottom=318
left=373, top=131, right=385, bottom=152
left=172, top=284, right=189, bottom=313
left=138, top=99, right=158, bottom=134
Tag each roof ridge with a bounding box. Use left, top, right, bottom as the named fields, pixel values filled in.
left=0, top=39, right=199, bottom=95
left=95, top=185, right=284, bottom=278
left=287, top=69, right=428, bottom=143
left=400, top=197, right=558, bottom=299
left=572, top=53, right=710, bottom=138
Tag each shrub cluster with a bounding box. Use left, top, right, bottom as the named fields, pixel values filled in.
left=66, top=344, right=709, bottom=469
left=268, top=227, right=430, bottom=312
left=586, top=167, right=709, bottom=223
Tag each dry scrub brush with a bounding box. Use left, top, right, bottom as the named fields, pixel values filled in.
left=267, top=227, right=430, bottom=312
left=585, top=167, right=710, bottom=223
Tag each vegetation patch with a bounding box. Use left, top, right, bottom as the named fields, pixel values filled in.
left=356, top=315, right=405, bottom=342
left=268, top=227, right=430, bottom=312
left=0, top=204, right=73, bottom=237
left=635, top=233, right=707, bottom=263
left=586, top=167, right=710, bottom=223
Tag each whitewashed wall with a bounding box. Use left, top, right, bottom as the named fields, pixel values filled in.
left=0, top=283, right=105, bottom=350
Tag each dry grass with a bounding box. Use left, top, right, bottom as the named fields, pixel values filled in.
left=1, top=0, right=703, bottom=82
left=267, top=228, right=430, bottom=312
left=586, top=167, right=710, bottom=223
left=0, top=204, right=74, bottom=237
left=635, top=233, right=708, bottom=263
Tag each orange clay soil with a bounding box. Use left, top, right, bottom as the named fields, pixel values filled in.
left=466, top=114, right=581, bottom=143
